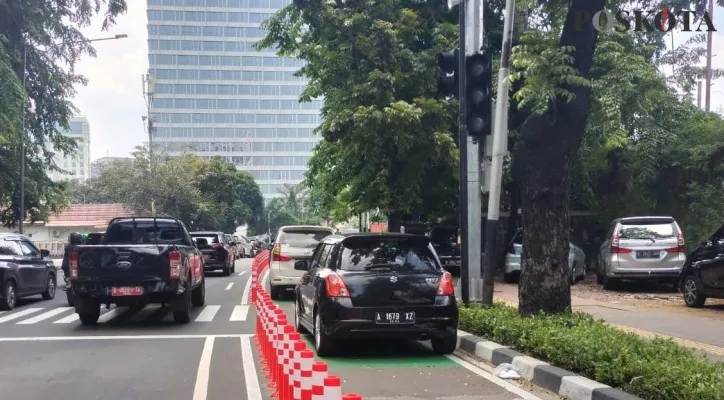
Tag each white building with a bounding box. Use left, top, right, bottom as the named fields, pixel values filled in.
left=48, top=116, right=91, bottom=182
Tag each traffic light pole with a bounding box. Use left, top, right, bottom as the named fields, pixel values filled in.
left=457, top=0, right=470, bottom=305
left=481, top=0, right=515, bottom=306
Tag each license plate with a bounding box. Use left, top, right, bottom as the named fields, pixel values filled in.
left=111, top=286, right=143, bottom=296
left=636, top=250, right=660, bottom=259
left=375, top=311, right=415, bottom=324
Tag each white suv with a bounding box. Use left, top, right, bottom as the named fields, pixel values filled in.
left=269, top=225, right=334, bottom=299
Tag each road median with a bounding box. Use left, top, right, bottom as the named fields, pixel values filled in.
left=457, top=303, right=724, bottom=400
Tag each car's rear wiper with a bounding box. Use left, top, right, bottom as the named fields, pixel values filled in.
left=363, top=263, right=399, bottom=270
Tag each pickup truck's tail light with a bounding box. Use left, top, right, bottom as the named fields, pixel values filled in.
left=325, top=273, right=350, bottom=297
left=666, top=233, right=686, bottom=253
left=437, top=271, right=455, bottom=296
left=271, top=243, right=292, bottom=262
left=69, top=251, right=79, bottom=280
left=610, top=234, right=631, bottom=254
left=169, top=251, right=181, bottom=279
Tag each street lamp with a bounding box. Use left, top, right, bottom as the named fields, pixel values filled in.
left=18, top=34, right=128, bottom=234
left=267, top=209, right=272, bottom=237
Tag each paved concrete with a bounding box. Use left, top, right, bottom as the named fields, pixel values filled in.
left=261, top=273, right=558, bottom=400
left=493, top=283, right=724, bottom=359
left=0, top=259, right=268, bottom=400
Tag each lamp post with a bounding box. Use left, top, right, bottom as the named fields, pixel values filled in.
left=18, top=33, right=128, bottom=234
left=267, top=209, right=272, bottom=237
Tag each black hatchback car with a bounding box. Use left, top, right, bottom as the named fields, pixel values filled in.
left=680, top=224, right=724, bottom=308
left=190, top=231, right=235, bottom=276
left=292, top=233, right=458, bottom=356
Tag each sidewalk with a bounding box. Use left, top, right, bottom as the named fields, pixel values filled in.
left=492, top=283, right=724, bottom=360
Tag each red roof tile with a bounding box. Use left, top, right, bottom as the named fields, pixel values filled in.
left=44, top=203, right=135, bottom=228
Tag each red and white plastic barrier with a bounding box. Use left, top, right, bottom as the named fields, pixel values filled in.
left=251, top=251, right=362, bottom=400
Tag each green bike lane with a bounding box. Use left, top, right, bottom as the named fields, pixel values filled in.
left=268, top=296, right=556, bottom=400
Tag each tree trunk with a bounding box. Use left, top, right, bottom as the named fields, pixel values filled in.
left=387, top=211, right=403, bottom=232
left=514, top=0, right=604, bottom=316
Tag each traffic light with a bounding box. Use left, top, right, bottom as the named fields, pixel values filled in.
left=465, top=52, right=492, bottom=138
left=438, top=48, right=460, bottom=98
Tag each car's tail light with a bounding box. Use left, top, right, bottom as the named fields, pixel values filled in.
left=169, top=251, right=181, bottom=279
left=666, top=233, right=686, bottom=253
left=610, top=234, right=631, bottom=254
left=437, top=271, right=455, bottom=296
left=271, top=243, right=291, bottom=262
left=69, top=251, right=79, bottom=280
left=325, top=273, right=350, bottom=297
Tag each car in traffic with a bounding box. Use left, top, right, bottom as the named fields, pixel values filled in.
left=0, top=233, right=57, bottom=310
left=268, top=225, right=335, bottom=299
left=292, top=233, right=458, bottom=356
left=596, top=216, right=686, bottom=289
left=680, top=224, right=724, bottom=308
left=503, top=228, right=586, bottom=284
left=225, top=234, right=240, bottom=259
left=235, top=235, right=253, bottom=258
left=68, top=217, right=206, bottom=324
left=191, top=231, right=235, bottom=276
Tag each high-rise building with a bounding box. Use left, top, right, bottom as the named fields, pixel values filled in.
left=146, top=0, right=323, bottom=200
left=48, top=116, right=91, bottom=182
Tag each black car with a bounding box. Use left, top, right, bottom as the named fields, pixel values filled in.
left=190, top=231, right=235, bottom=276
left=292, top=233, right=459, bottom=356
left=69, top=217, right=206, bottom=324
left=680, top=224, right=724, bottom=308
left=428, top=225, right=461, bottom=278
left=0, top=233, right=57, bottom=310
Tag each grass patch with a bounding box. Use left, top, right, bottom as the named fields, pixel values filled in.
left=459, top=303, right=724, bottom=400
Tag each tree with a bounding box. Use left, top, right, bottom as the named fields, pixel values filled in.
left=0, top=0, right=128, bottom=227
left=258, top=0, right=460, bottom=232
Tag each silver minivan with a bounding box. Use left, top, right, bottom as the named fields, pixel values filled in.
left=597, top=216, right=686, bottom=289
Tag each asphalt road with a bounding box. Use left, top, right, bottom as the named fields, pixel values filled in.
left=0, top=259, right=267, bottom=400
left=260, top=270, right=558, bottom=400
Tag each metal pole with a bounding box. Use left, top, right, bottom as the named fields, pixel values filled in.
left=458, top=0, right=470, bottom=305
left=705, top=0, right=713, bottom=111
left=19, top=47, right=27, bottom=234
left=698, top=80, right=702, bottom=108
left=482, top=0, right=515, bottom=306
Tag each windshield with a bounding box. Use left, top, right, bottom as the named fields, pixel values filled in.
left=191, top=235, right=220, bottom=245
left=339, top=238, right=440, bottom=273
left=277, top=229, right=332, bottom=248
left=618, top=223, right=676, bottom=239
left=106, top=219, right=187, bottom=245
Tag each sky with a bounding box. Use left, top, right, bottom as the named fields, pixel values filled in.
left=71, top=3, right=724, bottom=162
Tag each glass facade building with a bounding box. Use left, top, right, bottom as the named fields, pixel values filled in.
left=146, top=0, right=322, bottom=199
left=48, top=117, right=91, bottom=182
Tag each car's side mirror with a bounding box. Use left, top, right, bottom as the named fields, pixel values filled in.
left=40, top=249, right=50, bottom=258
left=294, top=260, right=309, bottom=271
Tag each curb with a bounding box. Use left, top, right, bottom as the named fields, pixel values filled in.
left=456, top=330, right=643, bottom=400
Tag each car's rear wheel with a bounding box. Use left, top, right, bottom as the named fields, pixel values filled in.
left=431, top=334, right=457, bottom=355
left=42, top=274, right=56, bottom=300
left=192, top=278, right=206, bottom=307
left=269, top=286, right=281, bottom=300
left=66, top=287, right=75, bottom=307
left=293, top=298, right=308, bottom=334
left=682, top=275, right=706, bottom=308
left=0, top=280, right=17, bottom=311
left=173, top=282, right=192, bottom=323
left=222, top=260, right=231, bottom=276
left=314, top=311, right=336, bottom=356
left=78, top=304, right=100, bottom=325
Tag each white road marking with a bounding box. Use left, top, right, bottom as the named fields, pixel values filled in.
left=17, top=307, right=73, bottom=325
left=0, top=308, right=44, bottom=324
left=0, top=334, right=253, bottom=342
left=97, top=307, right=128, bottom=323
left=229, top=305, right=249, bottom=321
left=445, top=353, right=545, bottom=400
left=225, top=283, right=234, bottom=290
left=241, top=335, right=263, bottom=400
left=125, top=305, right=163, bottom=323
left=195, top=305, right=220, bottom=322
left=54, top=313, right=80, bottom=324
left=237, top=270, right=247, bottom=277
left=192, top=337, right=215, bottom=400
left=241, top=269, right=254, bottom=305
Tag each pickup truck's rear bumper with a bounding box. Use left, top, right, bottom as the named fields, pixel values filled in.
left=71, top=280, right=183, bottom=307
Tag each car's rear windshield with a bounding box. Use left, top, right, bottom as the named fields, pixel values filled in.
left=278, top=229, right=332, bottom=248
left=618, top=220, right=677, bottom=239
left=106, top=219, right=187, bottom=245
left=339, top=238, right=440, bottom=273
left=430, top=228, right=457, bottom=244
left=191, top=234, right=220, bottom=245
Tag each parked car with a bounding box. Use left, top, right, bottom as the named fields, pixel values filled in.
left=0, top=233, right=57, bottom=310
left=427, top=225, right=461, bottom=279
left=68, top=217, right=206, bottom=324
left=292, top=233, right=459, bottom=356
left=503, top=229, right=586, bottom=284
left=680, top=224, right=724, bottom=308
left=235, top=235, right=253, bottom=258
left=596, top=216, right=686, bottom=289
left=268, top=225, right=335, bottom=299
left=191, top=231, right=235, bottom=276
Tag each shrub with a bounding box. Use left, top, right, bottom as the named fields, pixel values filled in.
left=459, top=303, right=724, bottom=400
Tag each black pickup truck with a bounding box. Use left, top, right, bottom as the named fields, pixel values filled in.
left=68, top=217, right=206, bottom=325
